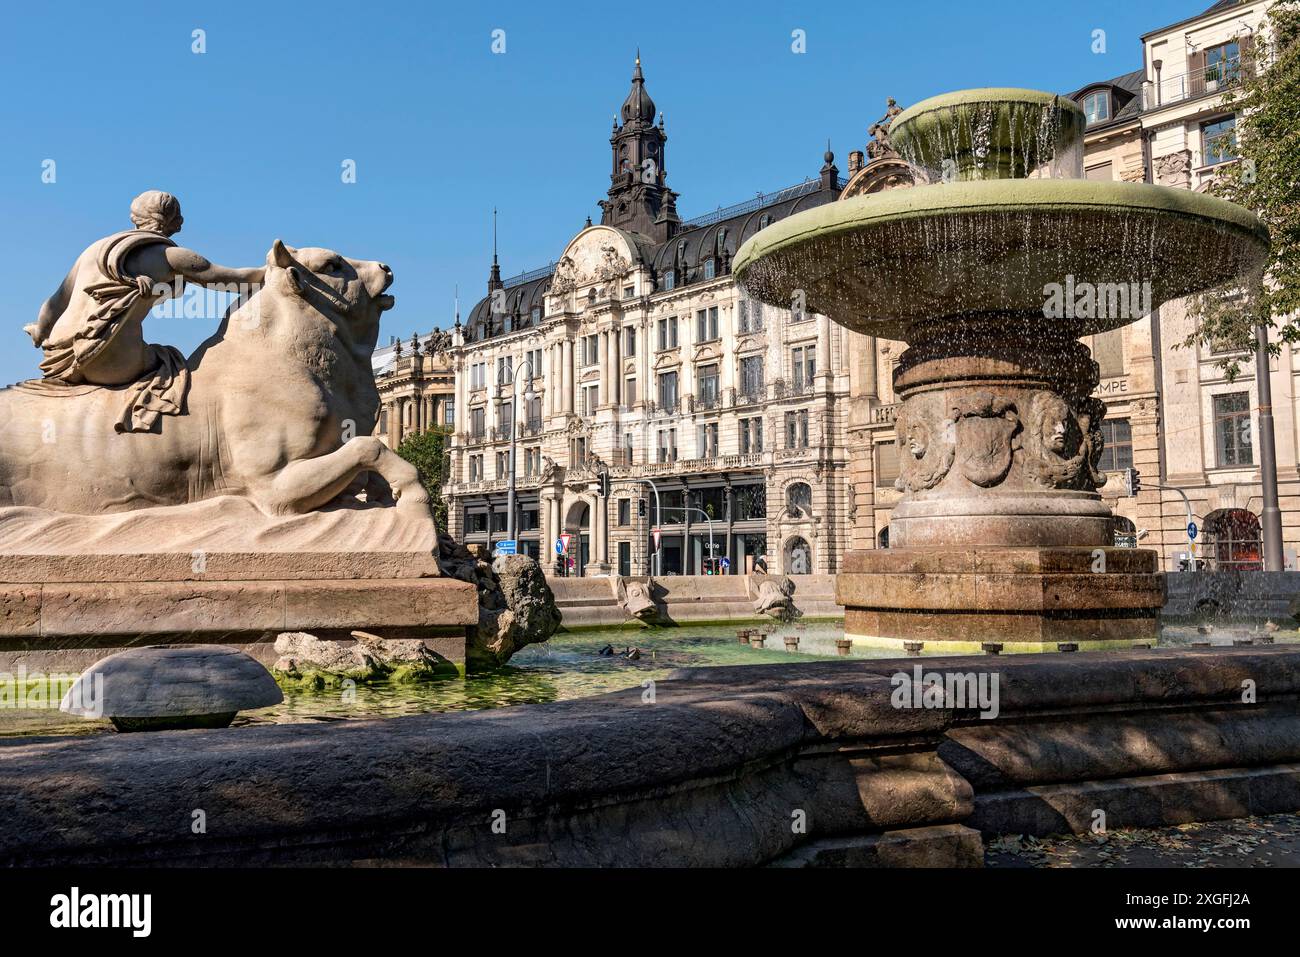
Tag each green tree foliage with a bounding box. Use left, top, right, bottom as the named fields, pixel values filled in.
left=1185, top=2, right=1300, bottom=377
left=396, top=427, right=451, bottom=530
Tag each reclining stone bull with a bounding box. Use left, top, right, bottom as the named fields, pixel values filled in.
left=0, top=226, right=425, bottom=519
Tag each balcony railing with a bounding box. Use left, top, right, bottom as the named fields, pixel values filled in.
left=1143, top=54, right=1246, bottom=109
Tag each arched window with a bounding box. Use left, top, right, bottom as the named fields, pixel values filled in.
left=663, top=269, right=675, bottom=290
left=785, top=536, right=812, bottom=575
left=877, top=526, right=890, bottom=549
left=786, top=482, right=812, bottom=518
left=1204, top=509, right=1262, bottom=571
left=703, top=258, right=716, bottom=280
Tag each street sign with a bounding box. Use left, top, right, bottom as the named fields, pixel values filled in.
left=719, top=557, right=730, bottom=570
left=651, top=528, right=661, bottom=550
left=559, top=533, right=572, bottom=555
left=1187, top=522, right=1199, bottom=541
left=495, top=540, right=517, bottom=556
left=554, top=538, right=565, bottom=555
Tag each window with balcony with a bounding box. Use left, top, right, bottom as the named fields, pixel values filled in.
left=469, top=454, right=484, bottom=481
left=495, top=451, right=509, bottom=477
left=739, top=416, right=763, bottom=454
left=1202, top=116, right=1238, bottom=166
left=1214, top=392, right=1253, bottom=466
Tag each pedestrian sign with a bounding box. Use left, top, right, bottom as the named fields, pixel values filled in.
left=1188, top=522, right=1198, bottom=541
left=495, top=540, right=517, bottom=556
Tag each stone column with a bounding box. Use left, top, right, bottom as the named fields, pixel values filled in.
left=612, top=326, right=622, bottom=407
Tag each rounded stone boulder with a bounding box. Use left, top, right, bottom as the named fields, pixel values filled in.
left=60, top=645, right=283, bottom=732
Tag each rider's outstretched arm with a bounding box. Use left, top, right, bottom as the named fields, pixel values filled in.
left=163, top=247, right=265, bottom=288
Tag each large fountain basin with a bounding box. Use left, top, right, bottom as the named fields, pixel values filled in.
left=734, top=178, right=1269, bottom=339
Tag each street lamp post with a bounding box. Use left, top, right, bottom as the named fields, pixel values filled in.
left=1256, top=323, right=1285, bottom=571
left=498, top=358, right=537, bottom=553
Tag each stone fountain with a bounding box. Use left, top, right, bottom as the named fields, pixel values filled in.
left=735, top=89, right=1269, bottom=652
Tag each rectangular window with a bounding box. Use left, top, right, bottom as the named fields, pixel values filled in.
left=658, top=371, right=679, bottom=411
left=657, top=428, right=677, bottom=464
left=740, top=355, right=764, bottom=398
left=623, top=285, right=635, bottom=299
left=526, top=349, right=543, bottom=381
left=1085, top=161, right=1114, bottom=181
left=497, top=400, right=513, bottom=435
left=1205, top=40, right=1242, bottom=87
left=470, top=407, right=486, bottom=439
left=471, top=362, right=487, bottom=390
left=1214, top=392, right=1253, bottom=466
left=663, top=270, right=675, bottom=291
left=656, top=316, right=677, bottom=350
left=695, top=306, right=719, bottom=342
left=443, top=399, right=456, bottom=426
left=618, top=499, right=630, bottom=526
left=582, top=384, right=599, bottom=416
left=739, top=416, right=764, bottom=454
left=491, top=510, right=507, bottom=533
left=624, top=326, right=636, bottom=357
left=581, top=334, right=599, bottom=366
left=521, top=508, right=539, bottom=531
left=1202, top=116, right=1238, bottom=166
left=623, top=432, right=634, bottom=466
left=618, top=540, right=632, bottom=576
left=496, top=355, right=513, bottom=386
left=697, top=363, right=719, bottom=409
left=785, top=410, right=809, bottom=449
left=1097, top=419, right=1133, bottom=472
left=624, top=376, right=637, bottom=406
left=496, top=451, right=509, bottom=477
left=703, top=258, right=716, bottom=280
left=792, top=345, right=816, bottom=388
left=1094, top=329, right=1124, bottom=378
left=467, top=511, right=488, bottom=533
left=697, top=422, right=719, bottom=458
left=875, top=441, right=900, bottom=488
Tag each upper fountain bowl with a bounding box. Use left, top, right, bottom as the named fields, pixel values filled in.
left=890, top=88, right=1087, bottom=181
left=733, top=178, right=1269, bottom=340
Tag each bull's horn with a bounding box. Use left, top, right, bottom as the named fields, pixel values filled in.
left=269, top=239, right=295, bottom=268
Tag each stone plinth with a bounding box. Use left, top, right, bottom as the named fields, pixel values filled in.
left=838, top=547, right=1165, bottom=651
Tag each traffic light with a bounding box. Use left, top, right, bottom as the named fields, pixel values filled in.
left=597, top=470, right=610, bottom=499
left=1123, top=467, right=1142, bottom=497
left=637, top=498, right=646, bottom=518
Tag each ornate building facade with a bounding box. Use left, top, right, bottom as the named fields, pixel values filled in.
left=373, top=330, right=456, bottom=449
left=431, top=57, right=854, bottom=577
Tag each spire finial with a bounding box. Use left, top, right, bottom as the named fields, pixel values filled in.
left=492, top=207, right=498, bottom=264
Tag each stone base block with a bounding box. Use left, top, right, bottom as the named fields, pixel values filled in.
left=838, top=546, right=1165, bottom=650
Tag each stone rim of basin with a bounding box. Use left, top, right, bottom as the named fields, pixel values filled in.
left=60, top=644, right=282, bottom=731
left=733, top=178, right=1270, bottom=338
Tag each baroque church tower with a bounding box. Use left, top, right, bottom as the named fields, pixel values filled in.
left=598, top=53, right=680, bottom=243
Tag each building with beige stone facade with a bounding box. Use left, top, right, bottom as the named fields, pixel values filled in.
left=427, top=57, right=854, bottom=577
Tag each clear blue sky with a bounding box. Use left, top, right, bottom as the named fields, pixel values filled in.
left=0, top=0, right=1203, bottom=386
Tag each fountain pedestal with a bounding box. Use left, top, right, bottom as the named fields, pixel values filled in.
left=839, top=315, right=1163, bottom=651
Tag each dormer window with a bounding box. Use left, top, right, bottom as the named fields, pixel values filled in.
left=1082, top=90, right=1110, bottom=125
left=703, top=258, right=716, bottom=280
left=663, top=269, right=675, bottom=291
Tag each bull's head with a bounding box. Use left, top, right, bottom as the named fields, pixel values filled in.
left=264, top=240, right=394, bottom=343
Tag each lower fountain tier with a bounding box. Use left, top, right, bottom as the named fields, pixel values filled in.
left=837, top=547, right=1165, bottom=652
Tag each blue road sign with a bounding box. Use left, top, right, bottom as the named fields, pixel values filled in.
left=554, top=537, right=565, bottom=555
left=719, top=557, right=730, bottom=569
left=495, top=540, right=517, bottom=556
left=1187, top=522, right=1198, bottom=541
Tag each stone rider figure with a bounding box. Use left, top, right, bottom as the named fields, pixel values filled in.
left=24, top=190, right=264, bottom=432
